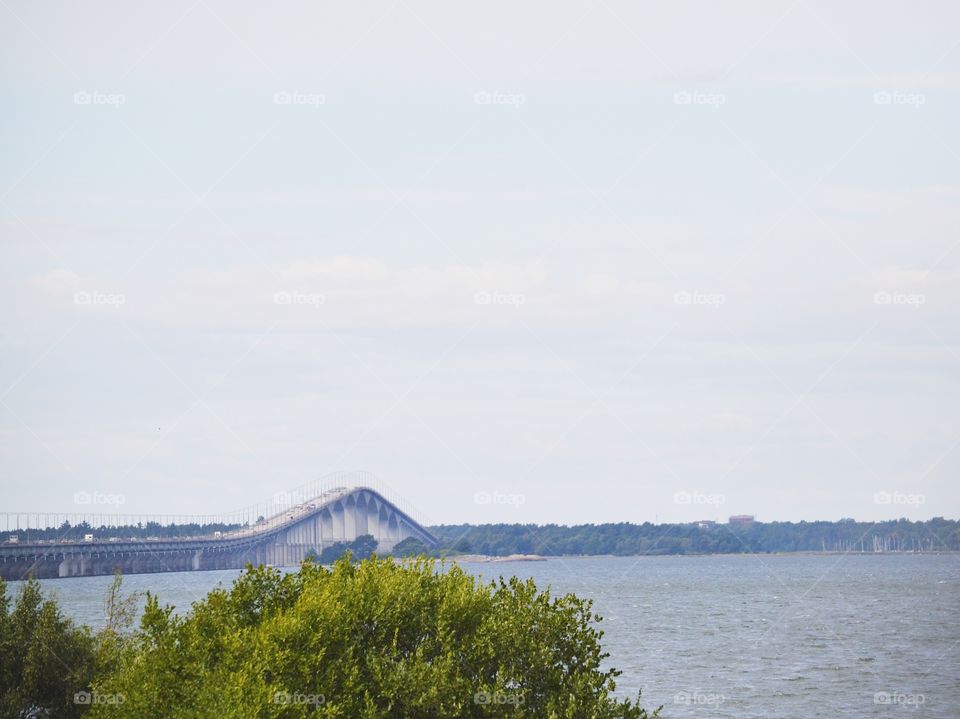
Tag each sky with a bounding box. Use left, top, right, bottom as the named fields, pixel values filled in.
left=1, top=0, right=958, bottom=527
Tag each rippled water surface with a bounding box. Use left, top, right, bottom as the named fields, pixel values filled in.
left=16, top=554, right=959, bottom=718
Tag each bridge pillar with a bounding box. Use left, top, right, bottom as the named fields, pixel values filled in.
left=376, top=512, right=400, bottom=551
left=320, top=509, right=333, bottom=544
left=367, top=500, right=381, bottom=542
left=332, top=502, right=345, bottom=541
left=377, top=505, right=389, bottom=545
left=354, top=495, right=368, bottom=536
left=344, top=496, right=357, bottom=539
left=60, top=553, right=83, bottom=578
left=22, top=555, right=59, bottom=579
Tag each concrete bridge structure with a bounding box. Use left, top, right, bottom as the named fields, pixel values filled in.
left=0, top=484, right=437, bottom=580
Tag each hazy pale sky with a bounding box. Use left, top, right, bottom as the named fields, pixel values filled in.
left=1, top=0, right=958, bottom=525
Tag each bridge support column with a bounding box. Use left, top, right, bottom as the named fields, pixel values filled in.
left=332, top=503, right=345, bottom=541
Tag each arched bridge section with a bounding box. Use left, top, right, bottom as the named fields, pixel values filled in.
left=255, top=485, right=437, bottom=567
left=0, top=486, right=436, bottom=580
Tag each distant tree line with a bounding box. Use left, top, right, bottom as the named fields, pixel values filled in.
left=427, top=518, right=960, bottom=556
left=6, top=520, right=244, bottom=543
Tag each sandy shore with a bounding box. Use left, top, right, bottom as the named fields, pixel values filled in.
left=449, top=553, right=548, bottom=563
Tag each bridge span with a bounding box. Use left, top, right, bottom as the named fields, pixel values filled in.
left=0, top=482, right=436, bottom=580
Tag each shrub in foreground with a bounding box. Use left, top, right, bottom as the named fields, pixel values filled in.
left=0, top=577, right=98, bottom=718
left=90, top=556, right=658, bottom=718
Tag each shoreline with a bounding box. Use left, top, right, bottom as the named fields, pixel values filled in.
left=446, top=550, right=948, bottom=562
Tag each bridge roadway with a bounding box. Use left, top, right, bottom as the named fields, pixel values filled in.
left=0, top=486, right=437, bottom=580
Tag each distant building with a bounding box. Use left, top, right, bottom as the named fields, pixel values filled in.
left=696, top=520, right=717, bottom=529
left=728, top=515, right=755, bottom=525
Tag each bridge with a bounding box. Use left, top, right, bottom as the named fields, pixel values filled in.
left=0, top=473, right=437, bottom=580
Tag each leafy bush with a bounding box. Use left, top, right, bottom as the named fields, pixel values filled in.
left=0, top=577, right=98, bottom=718
left=89, top=557, right=657, bottom=718
left=313, top=534, right=379, bottom=563
left=390, top=536, right=430, bottom=557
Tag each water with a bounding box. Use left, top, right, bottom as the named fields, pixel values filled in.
left=11, top=554, right=959, bottom=718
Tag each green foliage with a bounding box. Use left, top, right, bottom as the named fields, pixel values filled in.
left=429, top=517, right=960, bottom=556
left=96, top=571, right=143, bottom=684
left=316, top=534, right=379, bottom=563
left=349, top=534, right=378, bottom=561
left=0, top=577, right=98, bottom=718
left=103, top=570, right=142, bottom=636
left=317, top=542, right=348, bottom=563
left=88, top=557, right=657, bottom=718
left=390, top=536, right=430, bottom=557
left=453, top=538, right=472, bottom=553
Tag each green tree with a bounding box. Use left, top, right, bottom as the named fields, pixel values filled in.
left=390, top=536, right=429, bottom=557
left=0, top=577, right=99, bottom=718
left=102, top=570, right=142, bottom=636
left=349, top=534, right=378, bottom=560
left=453, top=537, right=472, bottom=553
left=318, top=541, right=349, bottom=563
left=318, top=535, right=379, bottom=563
left=89, top=557, right=658, bottom=718
left=96, top=571, right=142, bottom=684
